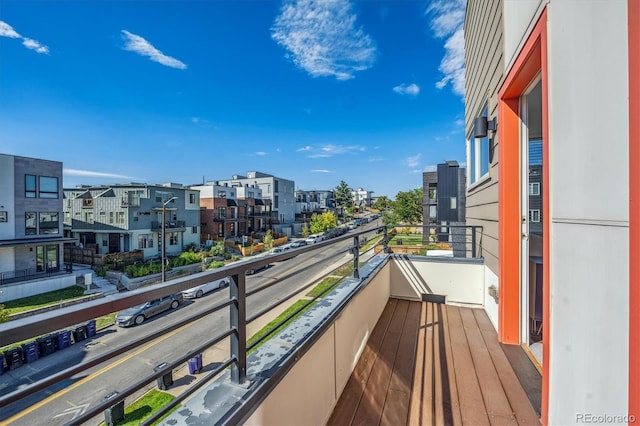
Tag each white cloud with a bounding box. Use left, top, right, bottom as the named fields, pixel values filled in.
left=0, top=21, right=20, bottom=38
left=369, top=157, right=384, bottom=162
left=121, top=30, right=187, bottom=69
left=311, top=169, right=333, bottom=173
left=405, top=153, right=422, bottom=168
left=0, top=20, right=49, bottom=54
left=64, top=169, right=133, bottom=179
left=22, top=37, right=49, bottom=54
left=427, top=0, right=465, bottom=97
left=392, top=83, right=420, bottom=96
left=255, top=151, right=267, bottom=156
left=300, top=143, right=365, bottom=158
left=271, top=0, right=377, bottom=80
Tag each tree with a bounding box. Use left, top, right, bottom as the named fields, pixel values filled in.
left=263, top=230, right=274, bottom=250
left=0, top=304, right=8, bottom=323
left=302, top=222, right=311, bottom=237
left=334, top=180, right=353, bottom=216
left=373, top=195, right=391, bottom=211
left=391, top=188, right=423, bottom=224
left=309, top=212, right=338, bottom=234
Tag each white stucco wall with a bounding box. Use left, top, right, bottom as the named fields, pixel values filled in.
left=503, top=0, right=546, bottom=72
left=545, top=1, right=629, bottom=423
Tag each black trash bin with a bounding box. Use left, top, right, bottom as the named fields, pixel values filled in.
left=37, top=335, right=57, bottom=357
left=4, top=347, right=24, bottom=370
left=72, top=325, right=88, bottom=343
left=22, top=341, right=39, bottom=364
left=396, top=238, right=403, bottom=245
left=86, top=319, right=97, bottom=338
left=57, top=330, right=72, bottom=349
left=153, top=363, right=173, bottom=390
left=103, top=392, right=125, bottom=426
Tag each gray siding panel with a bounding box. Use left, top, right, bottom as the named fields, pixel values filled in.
left=464, top=0, right=504, bottom=277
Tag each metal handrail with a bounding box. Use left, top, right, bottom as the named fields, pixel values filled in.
left=0, top=225, right=387, bottom=425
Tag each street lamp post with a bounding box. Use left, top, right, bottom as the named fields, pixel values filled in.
left=162, top=197, right=177, bottom=282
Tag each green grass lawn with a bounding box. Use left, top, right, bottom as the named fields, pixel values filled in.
left=388, top=233, right=424, bottom=245
left=2, top=285, right=87, bottom=315
left=99, top=390, right=176, bottom=426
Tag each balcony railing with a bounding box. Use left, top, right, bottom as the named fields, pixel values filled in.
left=0, top=223, right=488, bottom=425
left=150, top=220, right=186, bottom=230
left=0, top=227, right=388, bottom=425
left=0, top=265, right=68, bottom=286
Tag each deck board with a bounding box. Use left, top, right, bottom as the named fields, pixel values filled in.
left=329, top=300, right=540, bottom=426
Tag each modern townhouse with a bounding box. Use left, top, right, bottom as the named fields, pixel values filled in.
left=294, top=189, right=335, bottom=216
left=191, top=181, right=270, bottom=242
left=464, top=0, right=639, bottom=422
left=63, top=183, right=200, bottom=261
left=0, top=154, right=76, bottom=301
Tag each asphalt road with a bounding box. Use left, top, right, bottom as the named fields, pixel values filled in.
left=0, top=229, right=377, bottom=425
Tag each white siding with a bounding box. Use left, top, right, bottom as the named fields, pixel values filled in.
left=545, top=2, right=630, bottom=423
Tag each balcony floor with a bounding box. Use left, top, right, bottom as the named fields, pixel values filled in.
left=328, top=299, right=540, bottom=425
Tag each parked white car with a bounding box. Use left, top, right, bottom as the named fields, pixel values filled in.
left=182, top=277, right=230, bottom=299
left=305, top=234, right=325, bottom=244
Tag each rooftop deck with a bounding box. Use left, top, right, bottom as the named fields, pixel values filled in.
left=328, top=299, right=540, bottom=425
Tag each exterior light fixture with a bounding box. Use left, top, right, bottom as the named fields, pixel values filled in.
left=474, top=115, right=498, bottom=161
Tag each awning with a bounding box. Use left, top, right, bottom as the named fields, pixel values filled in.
left=227, top=200, right=237, bottom=206
left=255, top=199, right=264, bottom=205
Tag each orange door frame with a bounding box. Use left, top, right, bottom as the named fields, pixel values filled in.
left=497, top=9, right=549, bottom=424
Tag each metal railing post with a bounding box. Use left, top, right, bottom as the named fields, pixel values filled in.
left=383, top=227, right=388, bottom=253
left=471, top=226, right=477, bottom=258
left=352, top=236, right=360, bottom=279
left=230, top=273, right=247, bottom=384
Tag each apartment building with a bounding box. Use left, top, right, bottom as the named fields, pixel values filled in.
left=464, top=0, right=639, bottom=423
left=0, top=154, right=76, bottom=301
left=217, top=171, right=295, bottom=225
left=351, top=187, right=373, bottom=209
left=294, top=189, right=335, bottom=215
left=191, top=182, right=269, bottom=241
left=63, top=183, right=200, bottom=260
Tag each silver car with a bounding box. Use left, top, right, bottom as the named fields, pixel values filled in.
left=115, top=293, right=184, bottom=327
left=182, top=277, right=230, bottom=299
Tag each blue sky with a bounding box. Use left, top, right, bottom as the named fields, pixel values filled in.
left=0, top=0, right=466, bottom=199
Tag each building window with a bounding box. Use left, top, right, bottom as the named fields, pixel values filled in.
left=218, top=190, right=227, bottom=198
left=218, top=207, right=226, bottom=219
left=102, top=239, right=108, bottom=247
left=469, top=106, right=491, bottom=185
left=25, top=175, right=36, bottom=198
left=0, top=211, right=7, bottom=222
left=138, top=234, right=153, bottom=249
left=192, top=226, right=198, bottom=233
left=189, top=193, right=196, bottom=203
left=64, top=211, right=70, bottom=223
left=39, top=176, right=59, bottom=198
left=529, top=209, right=541, bottom=222
left=116, top=212, right=125, bottom=224
left=39, top=212, right=59, bottom=234
left=109, top=212, right=114, bottom=224
left=450, top=197, right=457, bottom=209
left=169, top=232, right=178, bottom=245
left=25, top=212, right=37, bottom=235
left=529, top=182, right=540, bottom=196
left=85, top=211, right=94, bottom=224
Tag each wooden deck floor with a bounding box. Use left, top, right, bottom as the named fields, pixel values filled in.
left=327, top=299, right=540, bottom=426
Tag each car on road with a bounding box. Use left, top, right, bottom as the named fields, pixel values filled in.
left=182, top=277, right=230, bottom=299
left=115, top=293, right=184, bottom=327
left=305, top=233, right=325, bottom=244
left=289, top=240, right=307, bottom=248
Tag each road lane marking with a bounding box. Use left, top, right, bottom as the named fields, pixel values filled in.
left=2, top=324, right=186, bottom=425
